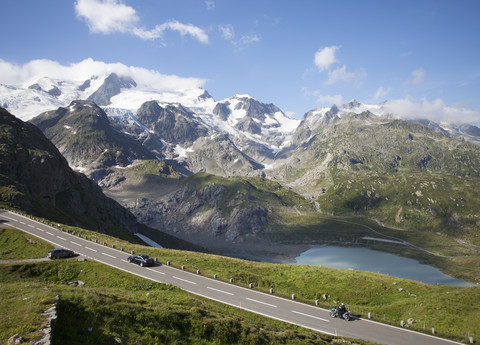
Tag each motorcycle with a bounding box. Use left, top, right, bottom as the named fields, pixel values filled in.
left=330, top=306, right=351, bottom=321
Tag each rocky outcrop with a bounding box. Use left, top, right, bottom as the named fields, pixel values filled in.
left=127, top=183, right=269, bottom=243
left=0, top=107, right=140, bottom=235
left=7, top=296, right=61, bottom=345
left=136, top=101, right=209, bottom=146
left=30, top=100, right=155, bottom=177
left=35, top=295, right=61, bottom=345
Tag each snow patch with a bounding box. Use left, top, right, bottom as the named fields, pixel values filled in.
left=174, top=145, right=194, bottom=158
left=134, top=233, right=163, bottom=248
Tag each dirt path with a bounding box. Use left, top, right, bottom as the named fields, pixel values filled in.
left=0, top=257, right=49, bottom=264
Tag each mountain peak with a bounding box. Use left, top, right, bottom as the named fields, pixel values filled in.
left=197, top=89, right=214, bottom=102
left=87, top=73, right=137, bottom=106
left=343, top=99, right=361, bottom=109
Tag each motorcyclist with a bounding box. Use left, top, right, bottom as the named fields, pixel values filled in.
left=337, top=303, right=346, bottom=316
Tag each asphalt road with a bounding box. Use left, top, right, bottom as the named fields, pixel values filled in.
left=0, top=210, right=464, bottom=345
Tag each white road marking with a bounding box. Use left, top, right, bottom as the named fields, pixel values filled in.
left=246, top=298, right=277, bottom=308
left=20, top=221, right=26, bottom=225
left=173, top=276, right=197, bottom=285
left=3, top=216, right=17, bottom=222
left=102, top=253, right=116, bottom=259
left=36, top=228, right=44, bottom=232
left=146, top=268, right=165, bottom=275
left=56, top=236, right=66, bottom=241
left=28, top=224, right=34, bottom=228
left=85, top=247, right=97, bottom=252
left=70, top=241, right=82, bottom=246
left=46, top=231, right=54, bottom=236
left=291, top=310, right=330, bottom=323
left=207, top=286, right=235, bottom=296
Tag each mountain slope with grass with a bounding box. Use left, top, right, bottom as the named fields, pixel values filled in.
left=0, top=107, right=198, bottom=251
left=1, top=226, right=478, bottom=344
left=269, top=111, right=480, bottom=245
left=0, top=227, right=371, bottom=345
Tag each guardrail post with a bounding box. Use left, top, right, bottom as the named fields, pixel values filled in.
left=249, top=283, right=253, bottom=288
left=401, top=320, right=404, bottom=327
left=94, top=239, right=98, bottom=243
left=167, top=261, right=170, bottom=266
left=315, top=299, right=319, bottom=306
left=131, top=250, right=135, bottom=254
left=120, top=248, right=124, bottom=251
left=181, top=265, right=185, bottom=270
left=469, top=336, right=474, bottom=344
left=155, top=257, right=158, bottom=262
left=213, top=274, right=217, bottom=279
left=197, top=270, right=200, bottom=274
left=431, top=328, right=435, bottom=335
left=270, top=288, right=274, bottom=294
left=368, top=312, right=372, bottom=319
left=112, top=244, right=115, bottom=249
left=229, top=278, right=233, bottom=283
left=291, top=293, right=295, bottom=300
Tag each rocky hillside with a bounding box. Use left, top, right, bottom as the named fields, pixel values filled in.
left=2, top=70, right=480, bottom=249
left=274, top=110, right=480, bottom=189
left=268, top=111, right=480, bottom=241
left=25, top=95, right=480, bottom=247
left=0, top=107, right=199, bottom=250
left=105, top=171, right=313, bottom=245
left=29, top=100, right=155, bottom=175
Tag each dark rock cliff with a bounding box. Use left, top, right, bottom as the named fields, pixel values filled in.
left=0, top=107, right=139, bottom=236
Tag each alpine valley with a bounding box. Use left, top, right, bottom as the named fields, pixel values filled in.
left=1, top=72, right=480, bottom=283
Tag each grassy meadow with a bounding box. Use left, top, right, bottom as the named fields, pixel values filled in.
left=1, top=220, right=478, bottom=343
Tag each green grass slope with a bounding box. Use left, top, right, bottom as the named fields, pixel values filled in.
left=1, top=225, right=478, bottom=343
left=0, top=227, right=371, bottom=345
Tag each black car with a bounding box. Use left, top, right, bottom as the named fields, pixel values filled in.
left=127, top=254, right=154, bottom=267
left=47, top=248, right=74, bottom=259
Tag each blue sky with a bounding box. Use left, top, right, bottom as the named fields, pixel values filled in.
left=1, top=0, right=479, bottom=122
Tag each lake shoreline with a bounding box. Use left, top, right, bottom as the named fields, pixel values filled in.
left=174, top=235, right=477, bottom=286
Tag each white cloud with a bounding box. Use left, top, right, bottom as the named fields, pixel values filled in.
left=407, top=68, right=425, bottom=85
left=75, top=0, right=138, bottom=34
left=315, top=93, right=344, bottom=106
left=218, top=24, right=234, bottom=40
left=205, top=0, right=215, bottom=10
left=218, top=25, right=260, bottom=50
left=75, top=0, right=208, bottom=44
left=325, top=65, right=366, bottom=85
left=374, top=86, right=390, bottom=100
left=383, top=97, right=480, bottom=124
left=314, top=46, right=339, bottom=72
left=236, top=34, right=260, bottom=47
left=0, top=58, right=206, bottom=91
left=138, top=21, right=209, bottom=44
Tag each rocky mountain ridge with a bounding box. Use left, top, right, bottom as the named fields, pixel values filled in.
left=2, top=72, right=480, bottom=251
left=0, top=106, right=201, bottom=250
left=0, top=106, right=139, bottom=236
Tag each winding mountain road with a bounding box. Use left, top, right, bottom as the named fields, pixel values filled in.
left=0, top=210, right=463, bottom=345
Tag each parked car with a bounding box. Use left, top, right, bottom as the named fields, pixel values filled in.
left=47, top=248, right=74, bottom=259
left=127, top=254, right=154, bottom=267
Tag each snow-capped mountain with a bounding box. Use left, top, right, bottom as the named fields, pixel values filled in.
left=1, top=72, right=304, bottom=170
left=0, top=72, right=300, bottom=149
left=0, top=75, right=105, bottom=120
left=2, top=72, right=480, bottom=181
